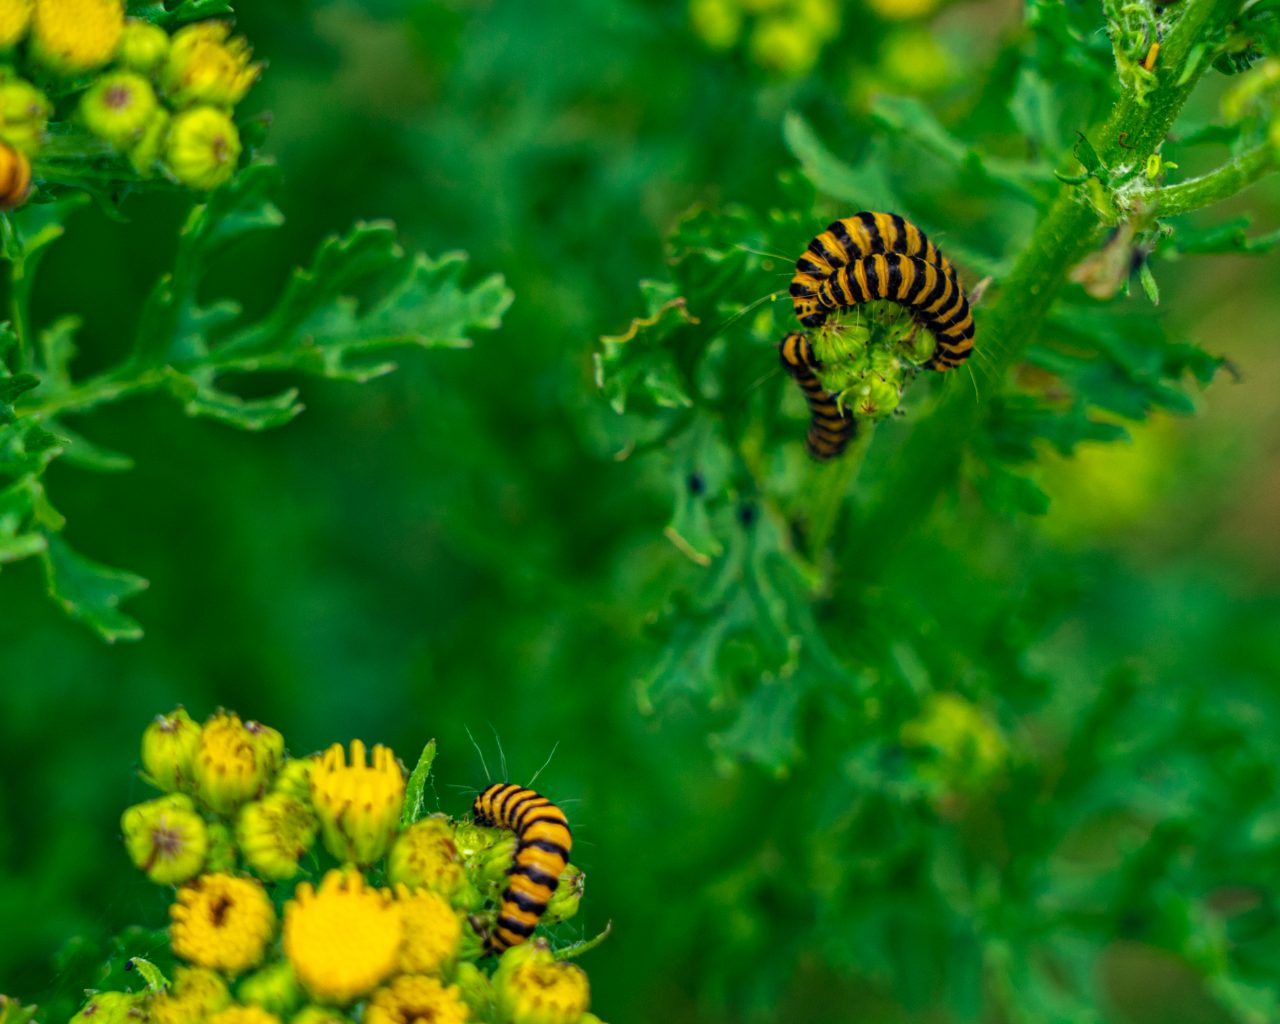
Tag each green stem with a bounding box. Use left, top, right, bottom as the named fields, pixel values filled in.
left=806, top=424, right=872, bottom=562
left=845, top=0, right=1241, bottom=575
left=1144, top=143, right=1278, bottom=216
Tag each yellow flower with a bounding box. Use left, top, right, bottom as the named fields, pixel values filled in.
left=364, top=975, right=470, bottom=1024
left=163, top=20, right=260, bottom=108
left=165, top=105, right=241, bottom=191
left=148, top=965, right=231, bottom=1024
left=0, top=0, right=32, bottom=48
left=191, top=710, right=281, bottom=814
left=237, top=792, right=318, bottom=881
left=689, top=0, right=741, bottom=50
left=207, top=1008, right=283, bottom=1024
left=494, top=941, right=590, bottom=1024
left=0, top=140, right=31, bottom=211
left=749, top=16, right=821, bottom=77
left=121, top=793, right=208, bottom=885
left=395, top=883, right=461, bottom=975
left=119, top=18, right=168, bottom=72
left=81, top=71, right=158, bottom=148
left=388, top=817, right=466, bottom=896
left=170, top=872, right=277, bottom=976
left=283, top=868, right=402, bottom=1004
left=31, top=0, right=123, bottom=74
left=0, top=76, right=50, bottom=155
left=142, top=707, right=201, bottom=793
left=310, top=740, right=405, bottom=865
left=865, top=0, right=939, bottom=20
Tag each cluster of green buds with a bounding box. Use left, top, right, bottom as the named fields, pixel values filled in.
left=50, top=708, right=607, bottom=1024
left=688, top=0, right=840, bottom=77
left=0, top=0, right=258, bottom=210
left=809, top=303, right=938, bottom=423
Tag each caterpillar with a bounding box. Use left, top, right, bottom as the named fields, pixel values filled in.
left=814, top=252, right=975, bottom=370
left=0, top=142, right=31, bottom=211
left=779, top=331, right=857, bottom=460
left=790, top=212, right=955, bottom=327
left=472, top=782, right=573, bottom=954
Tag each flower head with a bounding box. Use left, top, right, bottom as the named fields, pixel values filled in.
left=292, top=1008, right=352, bottom=1024
left=272, top=756, right=314, bottom=801
left=141, top=707, right=201, bottom=793
left=163, top=20, right=259, bottom=108
left=0, top=76, right=49, bottom=155
left=119, top=18, right=168, bottom=72
left=191, top=710, right=281, bottom=814
left=543, top=863, right=584, bottom=924
left=284, top=868, right=402, bottom=1003
left=388, top=816, right=466, bottom=896
left=310, top=739, right=405, bottom=865
left=121, top=793, right=208, bottom=885
left=0, top=0, right=32, bottom=48
left=395, top=883, right=462, bottom=975
left=31, top=0, right=123, bottom=74
left=170, top=872, right=276, bottom=975
left=237, top=792, right=318, bottom=880
left=147, top=965, right=230, bottom=1024
left=207, top=1008, right=282, bottom=1024
left=0, top=140, right=31, bottom=211
left=494, top=940, right=590, bottom=1024
left=81, top=71, right=159, bottom=148
left=364, top=975, right=470, bottom=1024
left=236, top=959, right=303, bottom=1017
left=164, top=105, right=241, bottom=191
left=69, top=991, right=146, bottom=1023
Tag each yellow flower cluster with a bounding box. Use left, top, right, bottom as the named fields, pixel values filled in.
left=689, top=0, right=840, bottom=77
left=0, top=7, right=258, bottom=210
left=82, top=708, right=609, bottom=1024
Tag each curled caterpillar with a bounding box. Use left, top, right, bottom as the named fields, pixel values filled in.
left=0, top=142, right=31, bottom=211
left=779, top=331, right=857, bottom=460
left=791, top=212, right=954, bottom=327
left=814, top=253, right=975, bottom=370
left=472, top=782, right=573, bottom=954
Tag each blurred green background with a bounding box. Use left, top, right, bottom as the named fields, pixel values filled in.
left=3, top=0, right=1280, bottom=1021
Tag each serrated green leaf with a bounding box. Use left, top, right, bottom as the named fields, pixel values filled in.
left=784, top=112, right=904, bottom=211
left=165, top=371, right=304, bottom=431
left=0, top=373, right=39, bottom=411
left=401, top=739, right=438, bottom=826
left=597, top=279, right=700, bottom=414
left=1138, top=260, right=1160, bottom=304
left=45, top=422, right=134, bottom=473
left=40, top=534, right=148, bottom=643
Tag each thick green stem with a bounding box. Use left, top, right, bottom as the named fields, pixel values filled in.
left=844, top=0, right=1241, bottom=576
left=805, top=423, right=872, bottom=562
left=1144, top=143, right=1278, bottom=216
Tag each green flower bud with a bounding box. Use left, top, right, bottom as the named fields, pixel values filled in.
left=70, top=991, right=146, bottom=1024
left=477, top=835, right=518, bottom=891
left=0, top=0, right=32, bottom=50
left=271, top=757, right=314, bottom=802
left=128, top=107, right=168, bottom=176
left=0, top=994, right=38, bottom=1024
left=141, top=707, right=200, bottom=794
left=119, top=18, right=168, bottom=72
left=81, top=70, right=158, bottom=148
left=868, top=348, right=902, bottom=379
left=450, top=819, right=498, bottom=864
left=162, top=21, right=259, bottom=108
left=237, top=960, right=303, bottom=1017
left=148, top=966, right=231, bottom=1024
left=121, top=793, right=208, bottom=885
left=452, top=961, right=495, bottom=1020
left=494, top=940, right=591, bottom=1024
left=388, top=816, right=466, bottom=896
left=898, top=325, right=937, bottom=366
left=164, top=105, right=241, bottom=191
left=0, top=76, right=50, bottom=156
left=191, top=710, right=279, bottom=815
left=205, top=820, right=237, bottom=872
left=850, top=374, right=901, bottom=420
left=689, top=0, right=741, bottom=51
left=237, top=792, right=317, bottom=881
left=541, top=863, right=584, bottom=924
left=749, top=15, right=821, bottom=77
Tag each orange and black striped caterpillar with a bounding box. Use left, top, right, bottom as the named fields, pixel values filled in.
left=472, top=782, right=573, bottom=954
left=812, top=252, right=975, bottom=371
left=790, top=211, right=955, bottom=328
left=779, top=331, right=856, bottom=460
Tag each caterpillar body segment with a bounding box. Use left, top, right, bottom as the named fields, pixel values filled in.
left=790, top=212, right=955, bottom=328
left=815, top=253, right=975, bottom=371
left=472, top=782, right=573, bottom=954
left=779, top=331, right=857, bottom=460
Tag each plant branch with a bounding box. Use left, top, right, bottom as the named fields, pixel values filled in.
left=1144, top=143, right=1278, bottom=217
left=843, top=0, right=1243, bottom=578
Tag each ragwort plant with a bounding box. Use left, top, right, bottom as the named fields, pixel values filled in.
left=596, top=0, right=1280, bottom=1017
left=0, top=0, right=512, bottom=641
